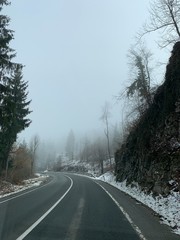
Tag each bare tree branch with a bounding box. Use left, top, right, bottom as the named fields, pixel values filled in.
left=137, top=0, right=180, bottom=48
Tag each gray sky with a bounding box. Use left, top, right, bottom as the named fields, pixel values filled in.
left=4, top=0, right=166, bottom=142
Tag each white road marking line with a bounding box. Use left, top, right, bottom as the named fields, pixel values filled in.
left=0, top=176, right=54, bottom=204
left=16, top=176, right=73, bottom=240
left=65, top=198, right=85, bottom=240
left=96, top=182, right=147, bottom=240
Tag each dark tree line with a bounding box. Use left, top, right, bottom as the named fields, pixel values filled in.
left=0, top=1, right=31, bottom=173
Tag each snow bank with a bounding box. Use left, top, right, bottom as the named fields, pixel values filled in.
left=0, top=173, right=49, bottom=199
left=97, top=172, right=180, bottom=235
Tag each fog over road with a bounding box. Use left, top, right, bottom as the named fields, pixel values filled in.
left=0, top=173, right=179, bottom=240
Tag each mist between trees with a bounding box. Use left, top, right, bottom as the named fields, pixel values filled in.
left=33, top=0, right=180, bottom=177
left=33, top=123, right=123, bottom=175
left=1, top=0, right=180, bottom=182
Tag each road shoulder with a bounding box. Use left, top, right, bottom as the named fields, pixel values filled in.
left=95, top=180, right=180, bottom=240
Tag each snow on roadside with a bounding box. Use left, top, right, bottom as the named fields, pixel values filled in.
left=0, top=173, right=49, bottom=199
left=97, top=172, right=180, bottom=235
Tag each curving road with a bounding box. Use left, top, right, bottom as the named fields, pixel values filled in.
left=0, top=172, right=179, bottom=240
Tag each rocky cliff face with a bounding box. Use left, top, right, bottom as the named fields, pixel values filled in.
left=115, top=42, right=180, bottom=196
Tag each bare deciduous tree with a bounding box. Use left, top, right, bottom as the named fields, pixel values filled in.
left=138, top=0, right=180, bottom=48
left=93, top=138, right=106, bottom=174
left=112, top=123, right=122, bottom=153
left=65, top=130, right=75, bottom=160
left=100, top=102, right=112, bottom=168
left=10, top=145, right=31, bottom=183
left=29, top=135, right=40, bottom=175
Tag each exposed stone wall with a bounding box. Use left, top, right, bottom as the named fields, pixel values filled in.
left=115, top=42, right=180, bottom=196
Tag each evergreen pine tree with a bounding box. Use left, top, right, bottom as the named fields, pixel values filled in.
left=0, top=0, right=16, bottom=100
left=0, top=0, right=17, bottom=170
left=0, top=1, right=32, bottom=171
left=0, top=65, right=31, bottom=169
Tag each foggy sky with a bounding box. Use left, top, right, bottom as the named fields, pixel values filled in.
left=4, top=0, right=167, bottom=142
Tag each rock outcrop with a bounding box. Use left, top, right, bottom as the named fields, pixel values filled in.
left=115, top=42, right=180, bottom=196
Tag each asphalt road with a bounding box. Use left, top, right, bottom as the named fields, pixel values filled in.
left=0, top=172, right=179, bottom=240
